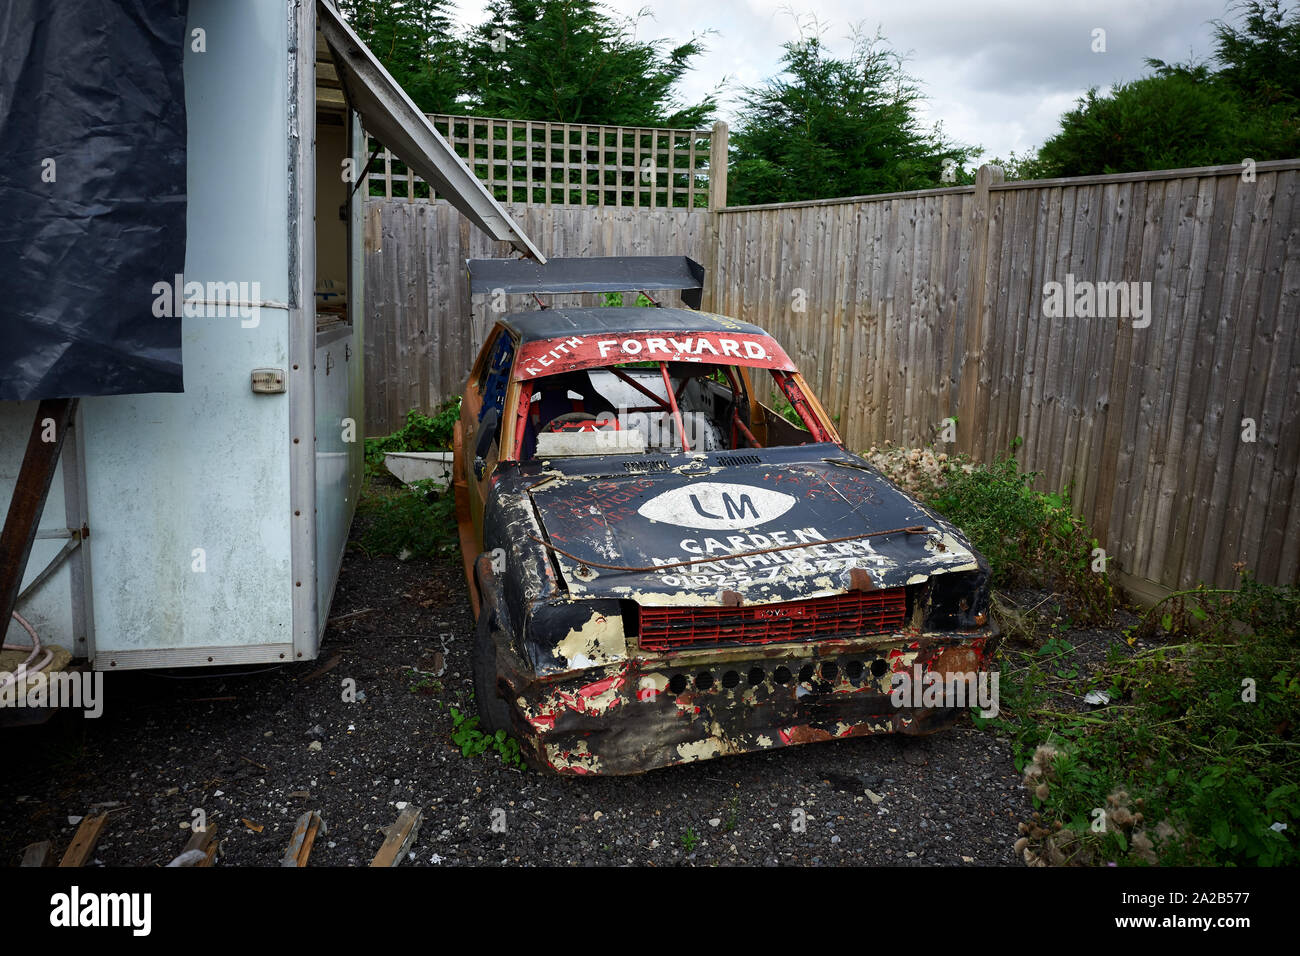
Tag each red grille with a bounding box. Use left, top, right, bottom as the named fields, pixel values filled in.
left=639, top=589, right=907, bottom=652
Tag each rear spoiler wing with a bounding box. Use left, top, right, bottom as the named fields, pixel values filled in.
left=466, top=256, right=705, bottom=310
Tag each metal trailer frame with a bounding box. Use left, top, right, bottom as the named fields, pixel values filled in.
left=0, top=0, right=539, bottom=672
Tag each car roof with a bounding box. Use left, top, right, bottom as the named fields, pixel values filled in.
left=500, top=306, right=772, bottom=343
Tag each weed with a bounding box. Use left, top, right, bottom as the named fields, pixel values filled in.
left=988, top=573, right=1300, bottom=867
left=723, top=794, right=741, bottom=833
left=448, top=706, right=527, bottom=771
left=681, top=826, right=700, bottom=852
left=924, top=445, right=1115, bottom=624
left=358, top=478, right=458, bottom=560
left=404, top=667, right=443, bottom=697
left=1038, top=636, right=1079, bottom=679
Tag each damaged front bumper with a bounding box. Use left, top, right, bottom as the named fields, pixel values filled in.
left=490, top=625, right=1000, bottom=776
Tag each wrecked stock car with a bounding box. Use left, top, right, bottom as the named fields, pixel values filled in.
left=452, top=256, right=997, bottom=775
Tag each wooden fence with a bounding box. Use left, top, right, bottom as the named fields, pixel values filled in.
left=367, top=116, right=728, bottom=209
left=362, top=153, right=1300, bottom=597
left=711, top=161, right=1300, bottom=596
left=363, top=200, right=712, bottom=436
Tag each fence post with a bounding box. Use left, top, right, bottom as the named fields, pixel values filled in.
left=702, top=121, right=730, bottom=312
left=708, top=121, right=729, bottom=212
left=956, top=163, right=1004, bottom=457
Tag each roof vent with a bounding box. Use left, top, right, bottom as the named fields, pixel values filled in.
left=625, top=459, right=671, bottom=473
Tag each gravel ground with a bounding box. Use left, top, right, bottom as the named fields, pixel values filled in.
left=0, top=518, right=1042, bottom=868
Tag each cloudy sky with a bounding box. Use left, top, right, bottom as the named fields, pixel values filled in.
left=454, top=0, right=1232, bottom=162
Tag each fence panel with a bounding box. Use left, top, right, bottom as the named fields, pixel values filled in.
left=708, top=161, right=1300, bottom=593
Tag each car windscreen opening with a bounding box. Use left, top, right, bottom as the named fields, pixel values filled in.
left=510, top=361, right=828, bottom=460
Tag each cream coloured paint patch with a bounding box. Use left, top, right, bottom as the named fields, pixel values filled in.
left=676, top=737, right=724, bottom=762
left=554, top=610, right=627, bottom=669
left=927, top=532, right=976, bottom=563
left=637, top=673, right=669, bottom=701
left=546, top=739, right=599, bottom=772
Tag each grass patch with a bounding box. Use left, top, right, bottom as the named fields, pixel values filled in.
left=356, top=477, right=458, bottom=560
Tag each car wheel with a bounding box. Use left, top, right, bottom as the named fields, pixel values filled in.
left=472, top=608, right=513, bottom=734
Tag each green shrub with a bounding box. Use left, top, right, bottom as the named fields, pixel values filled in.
left=924, top=446, right=1114, bottom=623
left=364, top=400, right=461, bottom=476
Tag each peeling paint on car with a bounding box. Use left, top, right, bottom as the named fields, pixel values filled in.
left=553, top=609, right=626, bottom=669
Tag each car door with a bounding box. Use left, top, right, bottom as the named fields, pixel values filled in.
left=455, top=326, right=518, bottom=608
left=459, top=327, right=516, bottom=531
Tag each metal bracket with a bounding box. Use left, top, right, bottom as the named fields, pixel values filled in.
left=17, top=529, right=84, bottom=604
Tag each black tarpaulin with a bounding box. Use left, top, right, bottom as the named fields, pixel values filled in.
left=0, top=0, right=189, bottom=400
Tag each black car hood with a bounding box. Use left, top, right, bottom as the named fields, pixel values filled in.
left=525, top=454, right=982, bottom=606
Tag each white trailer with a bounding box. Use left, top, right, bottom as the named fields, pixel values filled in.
left=0, top=0, right=539, bottom=673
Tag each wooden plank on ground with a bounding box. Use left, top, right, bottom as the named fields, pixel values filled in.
left=370, top=806, right=424, bottom=867
left=58, top=812, right=108, bottom=867
left=281, top=811, right=326, bottom=867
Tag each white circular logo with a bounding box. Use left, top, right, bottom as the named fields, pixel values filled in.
left=636, top=482, right=797, bottom=530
